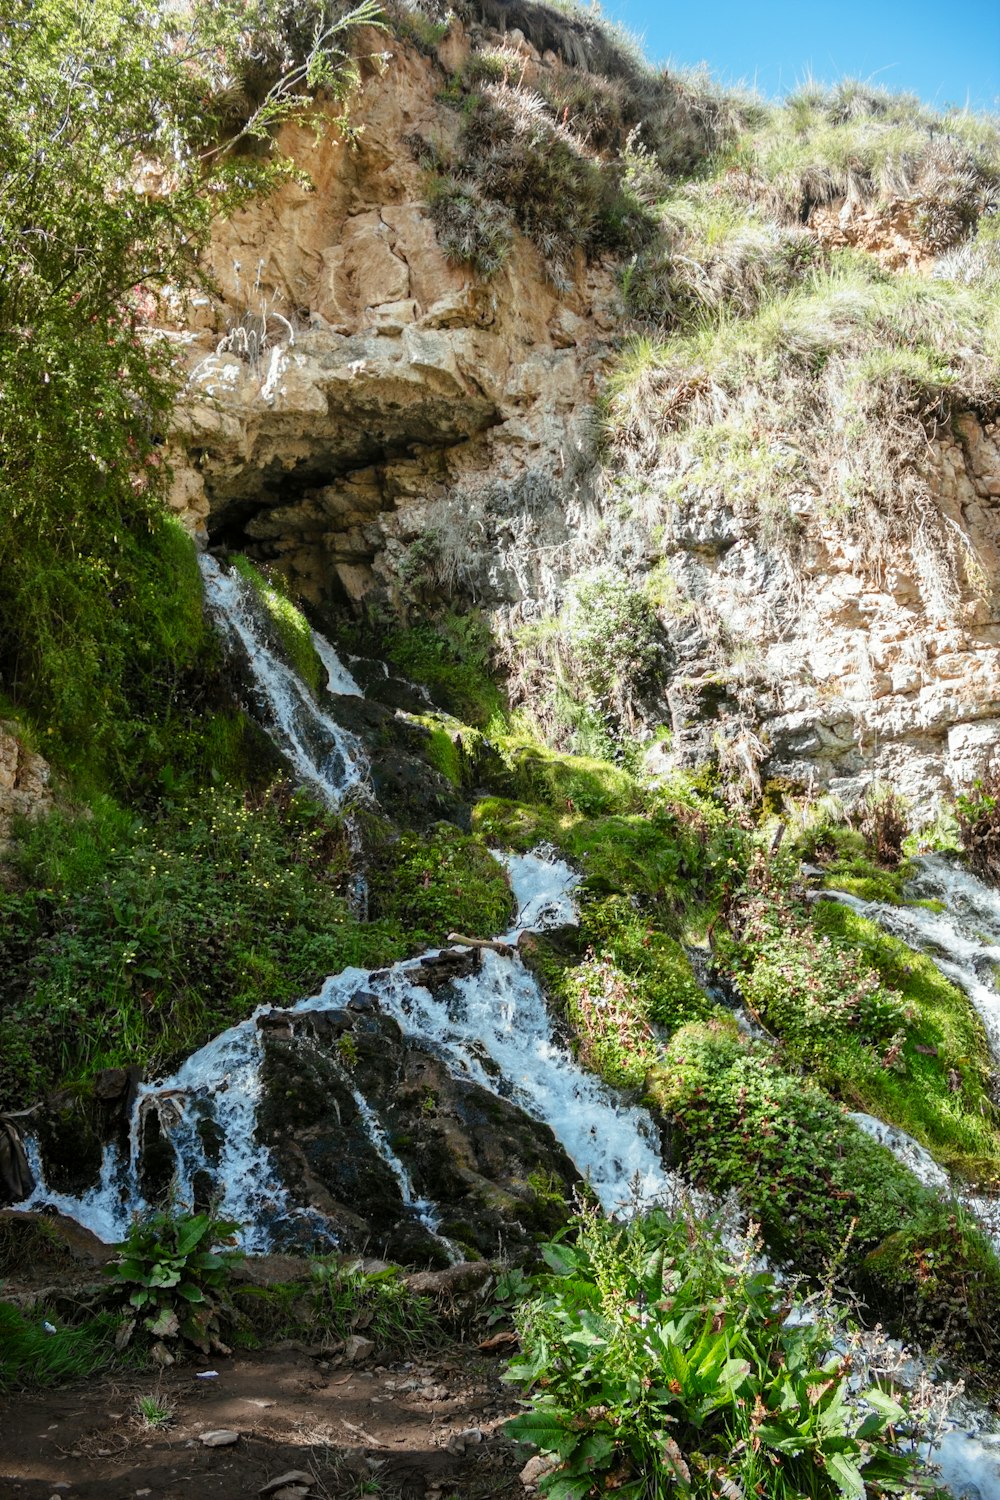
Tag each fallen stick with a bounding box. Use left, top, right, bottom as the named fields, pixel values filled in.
left=447, top=933, right=517, bottom=957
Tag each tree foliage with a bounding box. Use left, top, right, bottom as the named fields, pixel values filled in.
left=0, top=0, right=377, bottom=783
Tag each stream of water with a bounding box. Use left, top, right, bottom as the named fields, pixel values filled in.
left=16, top=559, right=1000, bottom=1495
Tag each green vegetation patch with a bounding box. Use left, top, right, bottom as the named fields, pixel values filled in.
left=0, top=787, right=409, bottom=1111
left=505, top=1205, right=947, bottom=1500
left=0, top=1303, right=123, bottom=1392
left=649, top=1021, right=1000, bottom=1376
left=811, top=901, right=1000, bottom=1181
left=369, top=822, right=514, bottom=942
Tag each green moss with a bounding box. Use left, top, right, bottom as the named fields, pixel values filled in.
left=471, top=796, right=563, bottom=851
left=369, top=822, right=514, bottom=942
left=347, top=613, right=504, bottom=729
left=231, top=555, right=323, bottom=697
left=810, top=902, right=1000, bottom=1183
left=496, top=738, right=643, bottom=817
left=862, top=1210, right=1000, bottom=1380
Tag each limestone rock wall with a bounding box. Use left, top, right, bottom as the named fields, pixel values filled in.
left=164, top=24, right=1000, bottom=813
left=165, top=21, right=616, bottom=612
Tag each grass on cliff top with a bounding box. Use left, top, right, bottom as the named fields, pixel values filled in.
left=604, top=253, right=1000, bottom=602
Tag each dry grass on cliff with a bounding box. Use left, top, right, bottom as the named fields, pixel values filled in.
left=726, top=80, right=1000, bottom=240
left=605, top=256, right=1000, bottom=609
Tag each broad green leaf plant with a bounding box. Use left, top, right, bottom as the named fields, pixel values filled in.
left=505, top=1207, right=950, bottom=1500
left=108, top=1209, right=243, bottom=1355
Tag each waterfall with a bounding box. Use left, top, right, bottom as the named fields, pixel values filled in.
left=197, top=554, right=368, bottom=806
left=15, top=557, right=1000, bottom=1495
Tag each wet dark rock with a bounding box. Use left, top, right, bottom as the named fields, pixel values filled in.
left=255, top=1003, right=579, bottom=1265
left=323, top=693, right=470, bottom=830
left=93, top=1068, right=129, bottom=1102
left=0, top=1119, right=34, bottom=1204
left=137, top=1105, right=179, bottom=1206
left=35, top=1098, right=103, bottom=1197
left=347, top=990, right=380, bottom=1013
left=415, top=948, right=482, bottom=991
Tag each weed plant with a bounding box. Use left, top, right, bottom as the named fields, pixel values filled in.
left=108, top=1208, right=242, bottom=1354
left=506, top=1205, right=952, bottom=1499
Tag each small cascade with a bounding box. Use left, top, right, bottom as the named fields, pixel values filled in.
left=311, top=628, right=363, bottom=698
left=20, top=1138, right=139, bottom=1246
left=198, top=554, right=368, bottom=807
left=19, top=849, right=677, bottom=1245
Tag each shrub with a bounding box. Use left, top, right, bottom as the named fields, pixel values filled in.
left=561, top=950, right=659, bottom=1088
left=505, top=1206, right=945, bottom=1500
left=108, top=1208, right=243, bottom=1355
left=955, top=767, right=1000, bottom=885
left=369, top=822, right=514, bottom=940
left=848, top=784, right=910, bottom=868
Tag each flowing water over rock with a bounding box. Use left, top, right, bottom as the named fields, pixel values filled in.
left=15, top=566, right=1000, bottom=1494
left=198, top=554, right=368, bottom=805
left=18, top=850, right=675, bottom=1257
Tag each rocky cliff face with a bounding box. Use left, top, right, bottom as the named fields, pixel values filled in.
left=166, top=21, right=615, bottom=610
left=164, top=16, right=1000, bottom=815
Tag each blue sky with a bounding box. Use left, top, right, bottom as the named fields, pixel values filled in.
left=598, top=0, right=1000, bottom=112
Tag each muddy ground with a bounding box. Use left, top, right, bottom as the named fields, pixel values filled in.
left=0, top=1344, right=529, bottom=1500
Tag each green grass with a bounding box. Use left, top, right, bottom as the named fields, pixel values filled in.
left=368, top=822, right=514, bottom=942
left=0, top=1303, right=123, bottom=1391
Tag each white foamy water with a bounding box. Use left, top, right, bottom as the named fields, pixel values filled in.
left=18, top=850, right=675, bottom=1243
left=312, top=628, right=363, bottom=697
left=198, top=554, right=367, bottom=806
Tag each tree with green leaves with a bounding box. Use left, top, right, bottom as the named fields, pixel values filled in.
left=0, top=0, right=380, bottom=785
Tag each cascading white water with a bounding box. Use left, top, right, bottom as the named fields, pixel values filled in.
left=17, top=559, right=1000, bottom=1495
left=198, top=554, right=367, bottom=806
left=311, top=629, right=363, bottom=697
left=18, top=848, right=677, bottom=1245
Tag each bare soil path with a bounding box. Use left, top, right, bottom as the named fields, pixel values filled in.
left=0, top=1346, right=525, bottom=1500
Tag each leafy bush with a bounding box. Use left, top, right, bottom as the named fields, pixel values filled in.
left=0, top=786, right=409, bottom=1110
left=369, top=823, right=514, bottom=940
left=505, top=1206, right=945, bottom=1499
left=108, top=1209, right=243, bottom=1355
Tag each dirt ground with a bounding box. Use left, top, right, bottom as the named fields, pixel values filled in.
left=0, top=1344, right=527, bottom=1500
